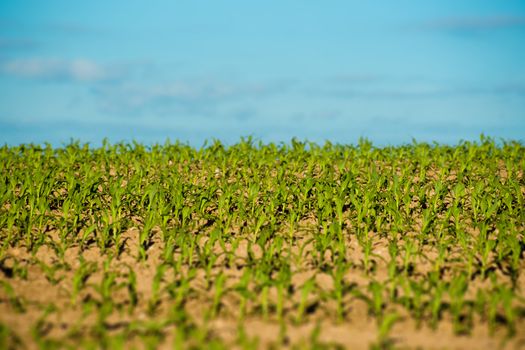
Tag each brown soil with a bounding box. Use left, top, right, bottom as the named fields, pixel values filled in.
left=2, top=221, right=524, bottom=350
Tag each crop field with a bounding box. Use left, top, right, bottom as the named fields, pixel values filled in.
left=0, top=137, right=524, bottom=350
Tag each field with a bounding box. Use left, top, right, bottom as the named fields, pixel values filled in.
left=1, top=137, right=524, bottom=350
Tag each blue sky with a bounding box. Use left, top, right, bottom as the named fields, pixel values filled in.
left=1, top=1, right=524, bottom=146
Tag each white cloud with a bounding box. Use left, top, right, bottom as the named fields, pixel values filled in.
left=0, top=58, right=117, bottom=83
left=68, top=60, right=107, bottom=81
left=90, top=79, right=293, bottom=116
